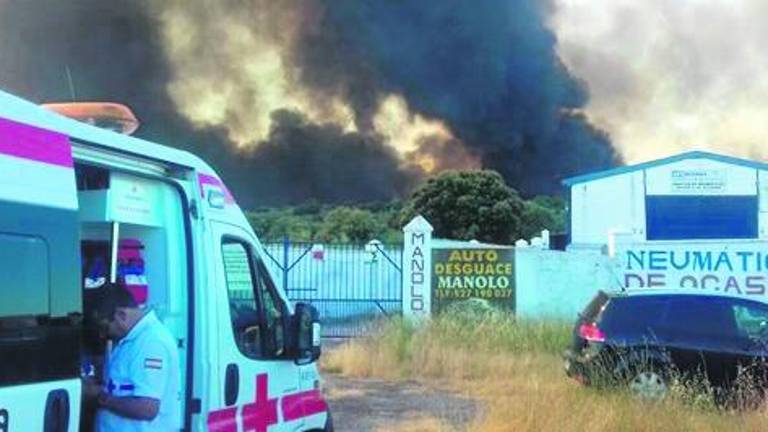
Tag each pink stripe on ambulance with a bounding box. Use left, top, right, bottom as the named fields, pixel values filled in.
left=280, top=389, right=328, bottom=421
left=0, top=116, right=76, bottom=210
left=0, top=117, right=73, bottom=168
left=198, top=173, right=236, bottom=205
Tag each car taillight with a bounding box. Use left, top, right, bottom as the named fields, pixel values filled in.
left=578, top=322, right=605, bottom=343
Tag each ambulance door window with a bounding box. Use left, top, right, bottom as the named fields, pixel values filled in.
left=221, top=240, right=263, bottom=359
left=254, top=260, right=288, bottom=357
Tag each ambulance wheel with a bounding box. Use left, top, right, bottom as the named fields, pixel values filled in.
left=306, top=410, right=333, bottom=432
left=323, top=410, right=334, bottom=432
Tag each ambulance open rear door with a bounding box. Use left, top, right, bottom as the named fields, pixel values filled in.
left=0, top=117, right=83, bottom=431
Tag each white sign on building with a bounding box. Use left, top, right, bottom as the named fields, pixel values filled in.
left=669, top=169, right=727, bottom=193
left=614, top=242, right=768, bottom=299
left=645, top=159, right=754, bottom=196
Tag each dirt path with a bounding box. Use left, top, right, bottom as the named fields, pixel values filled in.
left=323, top=373, right=478, bottom=432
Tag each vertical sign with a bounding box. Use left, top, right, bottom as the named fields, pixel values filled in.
left=402, top=216, right=433, bottom=320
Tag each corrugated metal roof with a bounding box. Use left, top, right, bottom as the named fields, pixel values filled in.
left=562, top=151, right=768, bottom=187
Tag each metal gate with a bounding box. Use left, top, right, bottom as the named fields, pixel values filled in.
left=263, top=239, right=402, bottom=337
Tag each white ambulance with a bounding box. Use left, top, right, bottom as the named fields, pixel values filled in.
left=0, top=89, right=332, bottom=431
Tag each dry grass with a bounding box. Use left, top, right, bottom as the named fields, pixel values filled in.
left=321, top=315, right=768, bottom=432
left=375, top=416, right=455, bottom=432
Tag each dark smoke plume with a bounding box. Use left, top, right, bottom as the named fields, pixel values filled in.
left=248, top=110, right=418, bottom=206
left=289, top=0, right=621, bottom=195
left=0, top=0, right=620, bottom=207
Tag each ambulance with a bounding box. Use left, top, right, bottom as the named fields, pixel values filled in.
left=0, top=89, right=332, bottom=431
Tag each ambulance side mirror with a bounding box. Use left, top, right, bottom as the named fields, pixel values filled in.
left=293, top=302, right=321, bottom=365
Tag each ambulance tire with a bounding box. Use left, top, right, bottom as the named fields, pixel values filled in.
left=324, top=410, right=334, bottom=432
left=308, top=409, right=334, bottom=432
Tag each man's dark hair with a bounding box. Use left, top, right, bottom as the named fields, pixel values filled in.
left=85, top=282, right=139, bottom=323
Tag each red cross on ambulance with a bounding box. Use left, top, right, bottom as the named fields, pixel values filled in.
left=207, top=373, right=328, bottom=432
left=242, top=374, right=278, bottom=432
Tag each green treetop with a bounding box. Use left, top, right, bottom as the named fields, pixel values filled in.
left=400, top=170, right=525, bottom=244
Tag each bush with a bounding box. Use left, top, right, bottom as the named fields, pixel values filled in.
left=440, top=298, right=503, bottom=322
left=400, top=170, right=525, bottom=243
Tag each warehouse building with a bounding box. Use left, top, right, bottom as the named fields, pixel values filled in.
left=563, top=151, right=768, bottom=249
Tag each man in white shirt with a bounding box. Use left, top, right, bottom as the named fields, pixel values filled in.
left=83, top=283, right=181, bottom=431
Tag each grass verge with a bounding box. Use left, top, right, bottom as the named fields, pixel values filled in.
left=322, top=315, right=768, bottom=431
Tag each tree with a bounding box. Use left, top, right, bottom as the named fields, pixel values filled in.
left=520, top=196, right=566, bottom=239
left=246, top=208, right=318, bottom=241
left=317, top=206, right=381, bottom=243
left=400, top=170, right=525, bottom=243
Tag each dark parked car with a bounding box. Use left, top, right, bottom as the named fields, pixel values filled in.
left=564, top=291, right=768, bottom=400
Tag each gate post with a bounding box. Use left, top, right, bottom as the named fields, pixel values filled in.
left=282, top=235, right=290, bottom=295
left=402, top=216, right=433, bottom=320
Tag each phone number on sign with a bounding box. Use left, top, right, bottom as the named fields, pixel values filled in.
left=434, top=288, right=513, bottom=299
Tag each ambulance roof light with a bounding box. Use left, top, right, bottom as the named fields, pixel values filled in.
left=41, top=102, right=140, bottom=135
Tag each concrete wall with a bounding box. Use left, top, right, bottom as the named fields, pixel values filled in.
left=515, top=247, right=613, bottom=319
left=400, top=216, right=618, bottom=320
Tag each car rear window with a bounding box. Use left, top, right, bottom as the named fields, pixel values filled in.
left=665, top=297, right=740, bottom=340
left=599, top=296, right=668, bottom=339
left=580, top=291, right=610, bottom=321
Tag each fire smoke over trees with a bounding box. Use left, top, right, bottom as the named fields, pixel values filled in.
left=0, top=0, right=619, bottom=207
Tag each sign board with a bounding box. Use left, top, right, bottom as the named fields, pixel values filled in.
left=669, top=169, right=726, bottom=193
left=616, top=243, right=768, bottom=299
left=645, top=159, right=755, bottom=196
left=402, top=216, right=433, bottom=319
left=110, top=172, right=162, bottom=226
left=431, top=248, right=515, bottom=312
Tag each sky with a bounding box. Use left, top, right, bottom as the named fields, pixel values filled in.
left=553, top=0, right=768, bottom=163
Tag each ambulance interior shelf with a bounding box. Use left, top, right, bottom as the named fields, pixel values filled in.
left=77, top=163, right=165, bottom=310
left=81, top=237, right=149, bottom=305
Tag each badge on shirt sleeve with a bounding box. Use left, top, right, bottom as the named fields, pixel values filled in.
left=144, top=358, right=164, bottom=370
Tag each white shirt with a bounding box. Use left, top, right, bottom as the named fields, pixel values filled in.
left=96, top=311, right=181, bottom=431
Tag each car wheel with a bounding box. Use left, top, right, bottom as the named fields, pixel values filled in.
left=629, top=369, right=669, bottom=400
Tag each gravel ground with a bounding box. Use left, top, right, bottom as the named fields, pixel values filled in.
left=323, top=373, right=478, bottom=432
